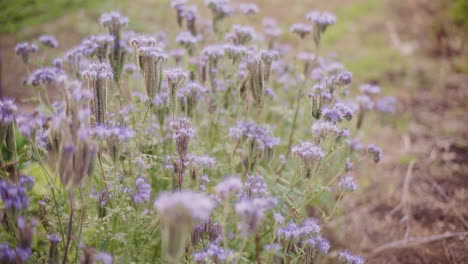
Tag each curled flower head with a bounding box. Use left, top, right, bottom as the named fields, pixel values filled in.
left=292, top=142, right=325, bottom=175
left=28, top=67, right=65, bottom=87
left=311, top=121, right=342, bottom=141
left=205, top=0, right=233, bottom=32
left=170, top=118, right=194, bottom=159
left=290, top=23, right=313, bottom=39
left=39, top=35, right=59, bottom=48
left=171, top=0, right=187, bottom=27
left=81, top=34, right=114, bottom=61
left=82, top=62, right=113, bottom=80
left=133, top=177, right=151, bottom=204
left=337, top=70, right=352, bottom=86
left=100, top=11, right=129, bottom=35
left=338, top=174, right=358, bottom=192
left=306, top=10, right=336, bottom=46
left=367, top=144, right=382, bottom=163
left=306, top=10, right=336, bottom=27
left=321, top=102, right=354, bottom=123
left=165, top=68, right=188, bottom=115
left=176, top=31, right=198, bottom=54
left=226, top=24, right=256, bottom=45
left=15, top=42, right=38, bottom=63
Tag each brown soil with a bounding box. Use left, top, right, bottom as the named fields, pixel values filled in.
left=333, top=0, right=468, bottom=263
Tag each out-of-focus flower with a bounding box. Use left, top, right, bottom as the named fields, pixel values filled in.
left=15, top=42, right=38, bottom=63
left=39, top=35, right=59, bottom=48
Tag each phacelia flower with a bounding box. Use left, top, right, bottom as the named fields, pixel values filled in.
left=359, top=83, right=381, bottom=96
left=0, top=180, right=29, bottom=212
left=235, top=197, right=276, bottom=236
left=292, top=142, right=325, bottom=169
left=27, top=67, right=65, bottom=87
left=133, top=177, right=151, bottom=204
left=15, top=42, right=38, bottom=63
left=215, top=176, right=242, bottom=200
left=239, top=3, right=259, bottom=15
left=367, top=144, right=382, bottom=163
left=170, top=118, right=194, bottom=159
left=306, top=10, right=336, bottom=46
left=338, top=250, right=366, bottom=264
left=39, top=35, right=59, bottom=48
left=338, top=175, right=358, bottom=192
left=376, top=96, right=397, bottom=113
left=290, top=23, right=313, bottom=39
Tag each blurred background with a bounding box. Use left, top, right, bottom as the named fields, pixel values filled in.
left=1, top=0, right=467, bottom=263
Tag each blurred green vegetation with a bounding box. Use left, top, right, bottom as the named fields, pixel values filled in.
left=451, top=0, right=468, bottom=27
left=0, top=0, right=98, bottom=33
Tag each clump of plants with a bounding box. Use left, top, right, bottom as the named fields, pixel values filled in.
left=1, top=0, right=396, bottom=263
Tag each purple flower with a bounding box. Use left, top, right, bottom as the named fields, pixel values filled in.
left=39, top=35, right=59, bottom=48
left=338, top=250, right=366, bottom=264
left=311, top=121, right=342, bottom=140
left=228, top=121, right=279, bottom=152
left=0, top=98, right=17, bottom=125
left=124, top=63, right=138, bottom=75
left=27, top=67, right=65, bottom=86
left=306, top=10, right=336, bottom=27
left=345, top=138, right=364, bottom=152
left=235, top=197, right=276, bottom=236
left=239, top=3, right=259, bottom=15
left=93, top=124, right=135, bottom=142
left=338, top=175, right=358, bottom=192
left=82, top=62, right=113, bottom=80
left=94, top=252, right=113, bottom=264
left=226, top=24, right=256, bottom=45
left=367, top=144, right=382, bottom=163
left=193, top=243, right=232, bottom=263
left=19, top=175, right=35, bottom=190
left=176, top=31, right=198, bottom=46
left=47, top=234, right=62, bottom=243
left=356, top=95, right=375, bottom=110
left=170, top=118, right=194, bottom=159
left=0, top=244, right=16, bottom=263
left=0, top=180, right=29, bottom=211
left=337, top=71, right=352, bottom=85
left=243, top=174, right=269, bottom=199
left=15, top=42, right=38, bottom=63
left=359, top=83, right=381, bottom=96
left=274, top=213, right=285, bottom=224
left=264, top=243, right=281, bottom=252
left=215, top=176, right=242, bottom=200
left=291, top=142, right=325, bottom=168
left=321, top=103, right=354, bottom=123
left=99, top=11, right=129, bottom=35
left=290, top=23, right=313, bottom=39
left=133, top=177, right=151, bottom=204
left=376, top=96, right=397, bottom=113
left=154, top=191, right=215, bottom=224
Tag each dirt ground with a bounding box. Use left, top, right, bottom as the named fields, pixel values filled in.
left=0, top=0, right=467, bottom=263
left=332, top=1, right=468, bottom=263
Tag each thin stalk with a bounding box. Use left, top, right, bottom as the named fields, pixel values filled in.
left=62, top=191, right=74, bottom=264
